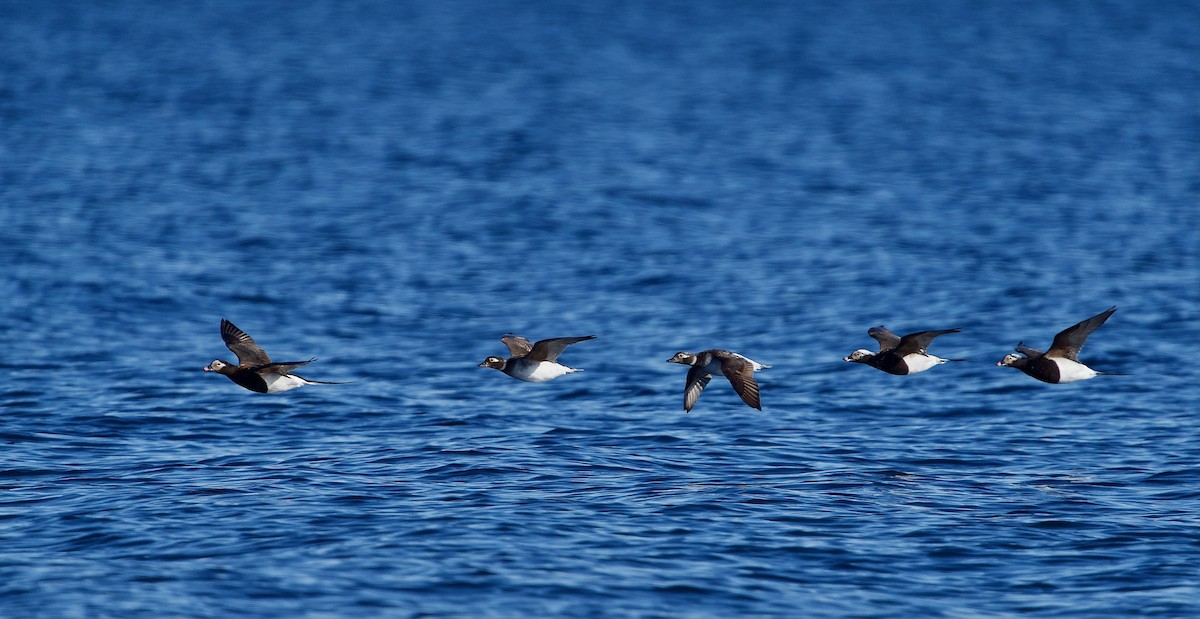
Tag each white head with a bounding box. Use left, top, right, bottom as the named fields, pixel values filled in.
left=204, top=359, right=231, bottom=373
left=478, top=356, right=507, bottom=370
left=667, top=352, right=696, bottom=365
left=996, top=353, right=1022, bottom=367
left=843, top=349, right=874, bottom=363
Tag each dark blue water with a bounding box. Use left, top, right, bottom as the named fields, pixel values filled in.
left=2, top=0, right=1197, bottom=616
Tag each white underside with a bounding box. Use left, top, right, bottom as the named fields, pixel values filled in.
left=1051, top=357, right=1099, bottom=383
left=708, top=354, right=768, bottom=374
left=509, top=361, right=579, bottom=383
left=262, top=373, right=309, bottom=393
left=902, top=353, right=947, bottom=374
left=738, top=354, right=769, bottom=371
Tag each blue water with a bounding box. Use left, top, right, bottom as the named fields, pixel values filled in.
left=2, top=0, right=1197, bottom=616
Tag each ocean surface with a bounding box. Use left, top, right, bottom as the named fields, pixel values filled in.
left=1, top=0, right=1197, bottom=617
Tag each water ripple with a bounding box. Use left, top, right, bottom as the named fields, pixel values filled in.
left=0, top=0, right=1196, bottom=617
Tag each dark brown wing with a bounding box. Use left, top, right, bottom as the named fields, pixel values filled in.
left=526, top=335, right=596, bottom=362
left=501, top=335, right=534, bottom=358
left=892, top=329, right=961, bottom=356
left=867, top=326, right=902, bottom=352
left=683, top=364, right=712, bottom=412
left=252, top=358, right=316, bottom=375
left=720, top=356, right=762, bottom=410
left=1047, top=306, right=1116, bottom=361
left=1015, top=342, right=1044, bottom=358
left=221, top=319, right=271, bottom=366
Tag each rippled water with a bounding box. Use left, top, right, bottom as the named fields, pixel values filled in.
left=1, top=0, right=1197, bottom=617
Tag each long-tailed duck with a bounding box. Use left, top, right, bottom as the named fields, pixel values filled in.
left=203, top=319, right=347, bottom=393
left=478, top=334, right=596, bottom=382
left=843, top=326, right=963, bottom=375
left=996, top=306, right=1118, bottom=383
left=666, top=349, right=769, bottom=411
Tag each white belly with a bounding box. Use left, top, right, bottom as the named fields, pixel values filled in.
left=902, top=353, right=947, bottom=374
left=262, top=373, right=308, bottom=393
left=510, top=360, right=578, bottom=383
left=1052, top=357, right=1099, bottom=383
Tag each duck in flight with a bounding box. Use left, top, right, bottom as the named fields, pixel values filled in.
left=844, top=326, right=964, bottom=375
left=667, top=349, right=769, bottom=411
left=996, top=306, right=1119, bottom=383
left=203, top=319, right=347, bottom=393
left=478, top=334, right=596, bottom=382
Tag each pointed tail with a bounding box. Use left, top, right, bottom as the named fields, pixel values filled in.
left=296, top=376, right=354, bottom=385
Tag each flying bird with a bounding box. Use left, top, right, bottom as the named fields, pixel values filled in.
left=996, top=306, right=1119, bottom=383
left=666, top=349, right=769, bottom=411
left=843, top=326, right=964, bottom=375
left=203, top=319, right=347, bottom=393
left=478, top=334, right=596, bottom=382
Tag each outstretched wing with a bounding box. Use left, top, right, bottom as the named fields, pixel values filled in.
left=501, top=335, right=534, bottom=358
left=526, top=335, right=596, bottom=362
left=892, top=328, right=962, bottom=356
left=720, top=356, right=762, bottom=410
left=251, top=358, right=316, bottom=375
left=684, top=365, right=712, bottom=412
left=1047, top=306, right=1116, bottom=361
left=221, top=319, right=271, bottom=366
left=867, top=326, right=902, bottom=352
left=1015, top=342, right=1044, bottom=358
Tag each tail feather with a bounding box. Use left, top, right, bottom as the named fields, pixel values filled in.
left=295, top=376, right=353, bottom=385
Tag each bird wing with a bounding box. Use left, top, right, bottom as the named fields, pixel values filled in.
left=1047, top=306, right=1116, bottom=361
left=251, top=358, right=316, bottom=375
left=221, top=319, right=271, bottom=366
left=720, top=356, right=762, bottom=410
left=1015, top=342, right=1044, bottom=358
left=867, top=326, right=902, bottom=352
left=892, top=328, right=961, bottom=356
left=526, top=335, right=597, bottom=362
left=501, top=335, right=534, bottom=358
left=683, top=364, right=712, bottom=412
